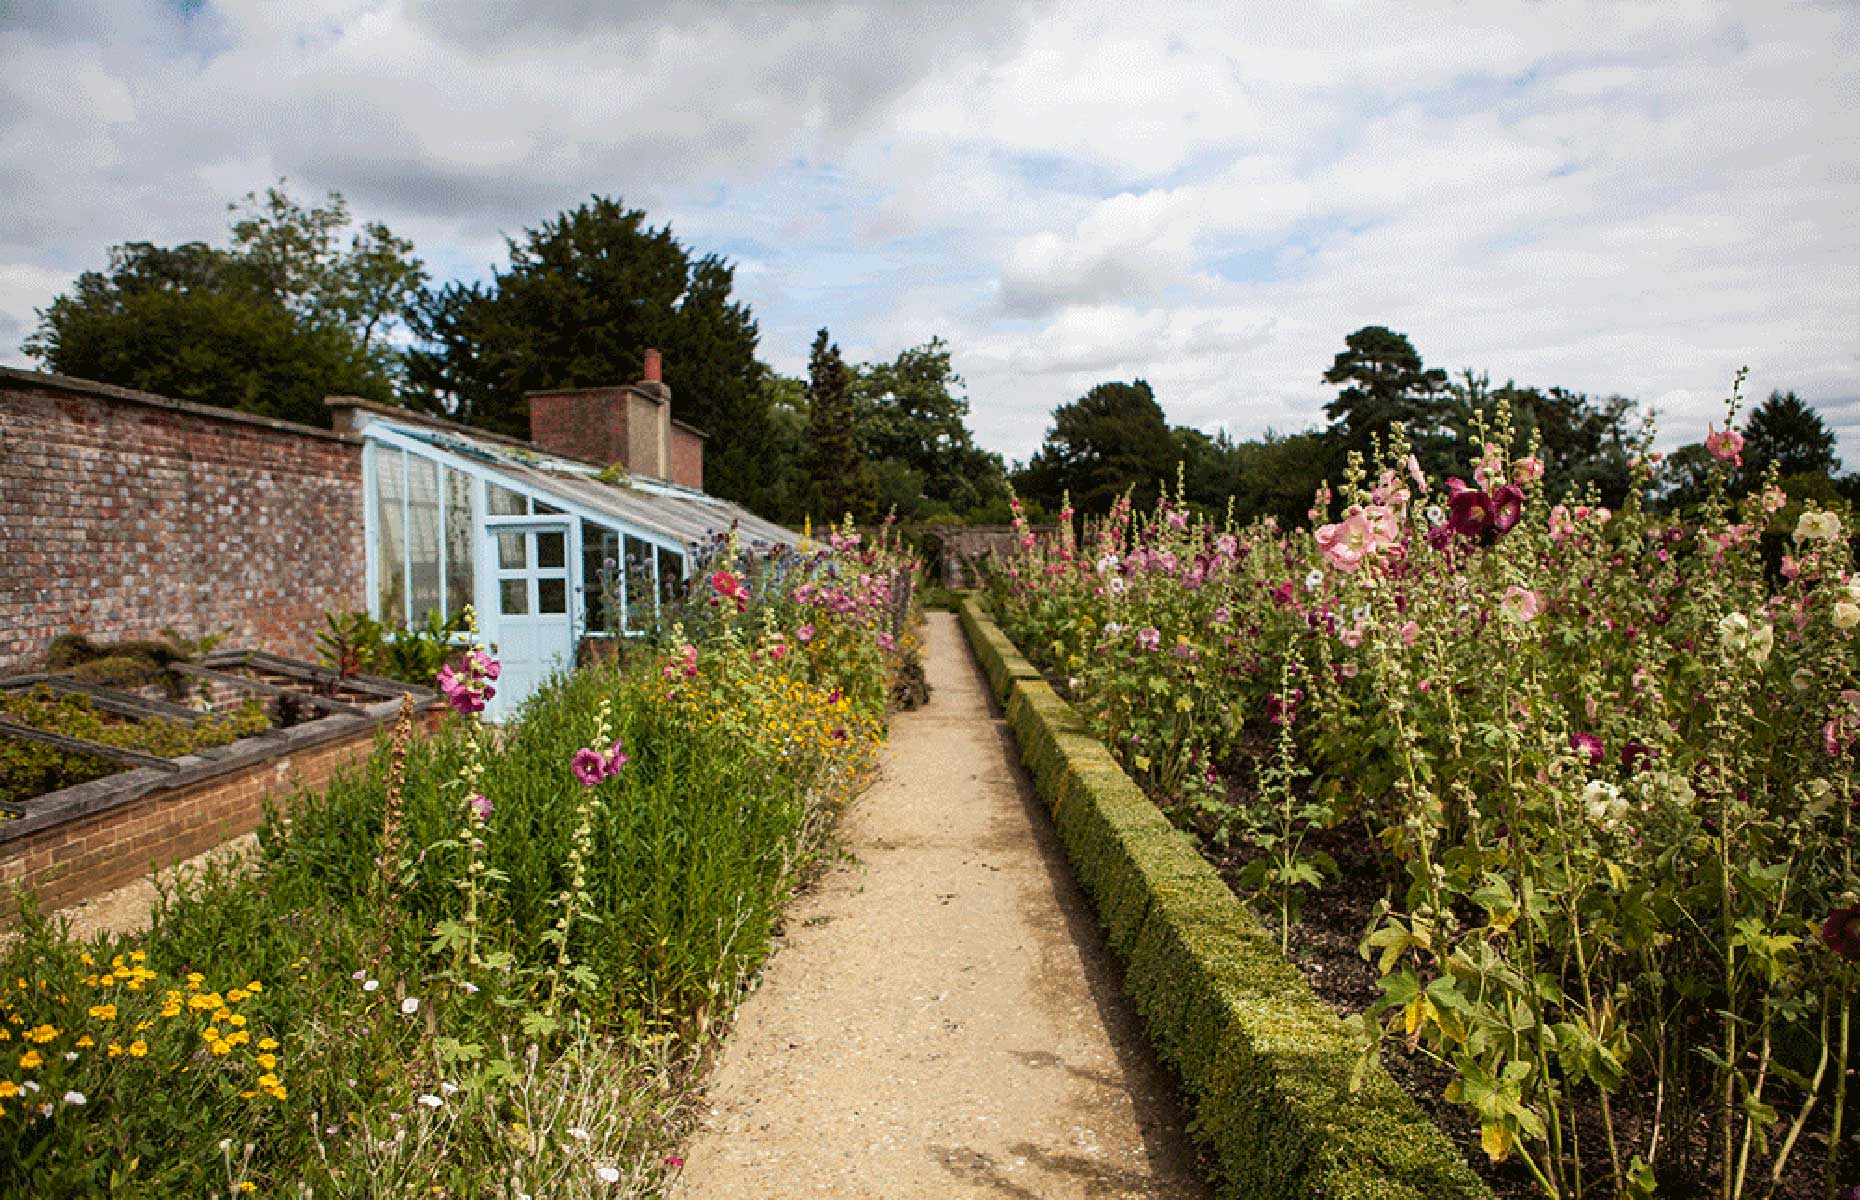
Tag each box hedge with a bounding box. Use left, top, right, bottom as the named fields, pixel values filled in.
left=958, top=595, right=1491, bottom=1200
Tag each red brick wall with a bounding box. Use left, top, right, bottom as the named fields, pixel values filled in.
left=0, top=716, right=430, bottom=920
left=670, top=425, right=705, bottom=491
left=0, top=377, right=365, bottom=675
left=527, top=387, right=632, bottom=468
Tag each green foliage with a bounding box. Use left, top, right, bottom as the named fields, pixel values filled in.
left=0, top=687, right=269, bottom=804
left=801, top=328, right=876, bottom=523
left=317, top=608, right=462, bottom=686
left=1016, top=379, right=1178, bottom=515
left=23, top=184, right=419, bottom=426
left=851, top=338, right=1008, bottom=518
left=1743, top=389, right=1840, bottom=482
left=1322, top=325, right=1450, bottom=457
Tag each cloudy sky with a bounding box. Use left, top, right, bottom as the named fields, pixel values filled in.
left=2, top=0, right=1855, bottom=463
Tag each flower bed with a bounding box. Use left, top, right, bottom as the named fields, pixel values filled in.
left=0, top=529, right=917, bottom=1196
left=989, top=393, right=1859, bottom=1199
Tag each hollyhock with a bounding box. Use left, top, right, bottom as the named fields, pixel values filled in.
left=1570, top=732, right=1604, bottom=767
left=710, top=570, right=750, bottom=611
left=1796, top=510, right=1843, bottom=543
left=1501, top=585, right=1542, bottom=623
left=603, top=738, right=628, bottom=777
left=1316, top=510, right=1379, bottom=573
left=1512, top=456, right=1545, bottom=486
left=1834, top=602, right=1860, bottom=632
left=1583, top=780, right=1629, bottom=829
left=1406, top=454, right=1428, bottom=493
left=438, top=651, right=500, bottom=717
left=1446, top=480, right=1493, bottom=539
left=1549, top=504, right=1574, bottom=541
left=1621, top=741, right=1653, bottom=773
left=572, top=748, right=607, bottom=788
left=467, top=793, right=493, bottom=821
left=1705, top=425, right=1745, bottom=465
left=1400, top=620, right=1420, bottom=647
left=1823, top=905, right=1860, bottom=961
left=1489, top=485, right=1525, bottom=534
left=1340, top=626, right=1364, bottom=649
left=1137, top=626, right=1162, bottom=652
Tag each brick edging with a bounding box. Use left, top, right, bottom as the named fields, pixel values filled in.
left=957, top=594, right=1492, bottom=1200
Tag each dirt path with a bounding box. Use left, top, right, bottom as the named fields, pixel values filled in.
left=676, top=612, right=1208, bottom=1199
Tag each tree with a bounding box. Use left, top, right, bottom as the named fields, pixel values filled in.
left=23, top=240, right=392, bottom=427
left=1015, top=380, right=1178, bottom=515
left=852, top=338, right=1007, bottom=518
left=1448, top=372, right=1639, bottom=504
left=1743, top=390, right=1839, bottom=482
left=24, top=183, right=420, bottom=426
left=1322, top=325, right=1449, bottom=461
left=802, top=329, right=875, bottom=523
left=401, top=196, right=772, bottom=503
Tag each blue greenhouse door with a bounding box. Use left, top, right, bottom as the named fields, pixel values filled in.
left=485, top=521, right=574, bottom=722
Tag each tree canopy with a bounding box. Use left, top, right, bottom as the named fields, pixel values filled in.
left=1015, top=380, right=1178, bottom=515
left=1322, top=325, right=1449, bottom=457
left=1743, top=389, right=1839, bottom=481
left=24, top=184, right=419, bottom=426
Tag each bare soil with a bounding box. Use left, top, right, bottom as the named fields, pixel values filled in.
left=675, top=613, right=1210, bottom=1199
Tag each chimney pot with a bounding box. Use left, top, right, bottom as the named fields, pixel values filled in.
left=643, top=348, right=663, bottom=384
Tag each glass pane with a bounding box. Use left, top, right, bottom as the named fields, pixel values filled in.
left=488, top=483, right=528, bottom=516
left=500, top=579, right=529, bottom=615
left=444, top=468, right=475, bottom=620
left=534, top=499, right=563, bottom=515
left=623, top=536, right=655, bottom=632
left=538, top=578, right=567, bottom=614
left=657, top=546, right=684, bottom=605
left=537, top=530, right=566, bottom=569
left=408, top=455, right=442, bottom=626
left=497, top=531, right=528, bottom=570
left=373, top=448, right=406, bottom=628
left=582, top=522, right=619, bottom=634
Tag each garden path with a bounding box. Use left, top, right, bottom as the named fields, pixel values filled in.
left=675, top=612, right=1208, bottom=1199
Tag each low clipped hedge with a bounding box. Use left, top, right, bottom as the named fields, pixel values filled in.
left=958, top=594, right=1491, bottom=1200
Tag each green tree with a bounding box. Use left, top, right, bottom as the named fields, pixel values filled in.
left=402, top=196, right=772, bottom=502
left=852, top=338, right=1007, bottom=518
left=23, top=241, right=392, bottom=427
left=802, top=329, right=875, bottom=523
left=24, top=184, right=419, bottom=426
left=1015, top=379, right=1178, bottom=515
left=1743, top=389, right=1839, bottom=482
left=1322, top=325, right=1449, bottom=461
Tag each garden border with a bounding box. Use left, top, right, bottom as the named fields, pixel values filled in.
left=958, top=594, right=1492, bottom=1200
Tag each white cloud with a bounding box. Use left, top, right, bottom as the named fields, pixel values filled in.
left=0, top=0, right=1854, bottom=476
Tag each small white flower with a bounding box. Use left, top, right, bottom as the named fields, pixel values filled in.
left=440, top=1081, right=459, bottom=1096
left=596, top=1166, right=621, bottom=1184
left=363, top=979, right=380, bottom=993
left=568, top=1126, right=592, bottom=1142
left=62, top=1091, right=86, bottom=1106
left=23, top=1081, right=41, bottom=1094
left=417, top=1094, right=443, bottom=1109
left=63, top=1052, right=78, bottom=1062
left=1104, top=622, right=1123, bottom=637
left=1107, top=577, right=1127, bottom=596
left=458, top=981, right=480, bottom=995
left=1718, top=611, right=1750, bottom=650
left=1582, top=780, right=1629, bottom=828
left=401, top=997, right=420, bottom=1016
left=351, top=970, right=367, bottom=982
left=1834, top=601, right=1860, bottom=632
left=1351, top=604, right=1370, bottom=623
left=1304, top=569, right=1324, bottom=591
left=1095, top=553, right=1119, bottom=575
left=1425, top=505, right=1445, bottom=527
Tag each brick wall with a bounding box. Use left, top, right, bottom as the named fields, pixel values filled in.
left=670, top=424, right=705, bottom=491
left=0, top=372, right=366, bottom=675
left=0, top=707, right=444, bottom=920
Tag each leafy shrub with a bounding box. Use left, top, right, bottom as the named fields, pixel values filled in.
left=0, top=688, right=269, bottom=805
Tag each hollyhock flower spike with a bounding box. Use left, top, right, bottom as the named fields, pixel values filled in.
left=1796, top=510, right=1843, bottom=543
left=1488, top=485, right=1525, bottom=535
left=467, top=793, right=493, bottom=821
left=1512, top=456, right=1544, bottom=486
left=1445, top=480, right=1492, bottom=539
left=1501, top=585, right=1542, bottom=623
left=603, top=739, right=628, bottom=778
left=1570, top=732, right=1604, bottom=767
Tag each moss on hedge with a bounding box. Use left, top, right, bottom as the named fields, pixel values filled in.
left=959, top=599, right=1491, bottom=1200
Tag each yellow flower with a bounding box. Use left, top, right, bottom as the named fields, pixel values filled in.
left=134, top=1021, right=151, bottom=1033
left=239, top=1089, right=260, bottom=1099
left=87, top=1004, right=117, bottom=1022
left=210, top=1040, right=233, bottom=1057
left=239, top=1183, right=256, bottom=1194
left=265, top=1084, right=287, bottom=1100
left=79, top=953, right=95, bottom=967
left=0, top=1081, right=18, bottom=1097
left=203, top=1027, right=221, bottom=1040
left=227, top=988, right=250, bottom=1004
left=26, top=1025, right=57, bottom=1044
left=256, top=1053, right=278, bottom=1071
left=128, top=1041, right=148, bottom=1058
left=19, top=1050, right=43, bottom=1070
left=75, top=1035, right=94, bottom=1049
left=245, top=981, right=263, bottom=993
left=226, top=1014, right=248, bottom=1028
left=257, top=1073, right=281, bottom=1089
left=257, top=1037, right=278, bottom=1051
left=129, top=951, right=147, bottom=963
left=107, top=1043, right=124, bottom=1058
left=226, top=1031, right=250, bottom=1047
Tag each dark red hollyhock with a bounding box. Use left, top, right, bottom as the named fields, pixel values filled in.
left=1823, top=905, right=1860, bottom=961
left=1570, top=732, right=1604, bottom=767
left=1621, top=741, right=1654, bottom=773
left=1489, top=485, right=1525, bottom=534
left=1446, top=479, right=1492, bottom=539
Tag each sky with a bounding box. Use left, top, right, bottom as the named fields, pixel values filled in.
left=1, top=0, right=1856, bottom=466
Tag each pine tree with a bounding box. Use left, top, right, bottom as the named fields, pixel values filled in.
left=802, top=329, right=875, bottom=523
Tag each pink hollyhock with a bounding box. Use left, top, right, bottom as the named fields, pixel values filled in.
left=1489, top=485, right=1525, bottom=534
left=572, top=748, right=608, bottom=787
left=1512, top=456, right=1545, bottom=486
left=1340, top=626, right=1364, bottom=649
left=467, top=793, right=493, bottom=821
left=1570, top=732, right=1604, bottom=767
left=1706, top=425, right=1745, bottom=465
left=1549, top=504, right=1574, bottom=541
left=1137, top=626, right=1162, bottom=652
left=1501, top=585, right=1542, bottom=623
left=796, top=623, right=815, bottom=643
left=1406, top=454, right=1428, bottom=493
left=710, top=570, right=750, bottom=611
left=877, top=631, right=897, bottom=651
left=438, top=651, right=499, bottom=717
left=1399, top=620, right=1420, bottom=647
left=603, top=738, right=628, bottom=777
left=1316, top=511, right=1375, bottom=573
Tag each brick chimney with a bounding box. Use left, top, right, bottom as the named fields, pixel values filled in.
left=526, top=349, right=703, bottom=488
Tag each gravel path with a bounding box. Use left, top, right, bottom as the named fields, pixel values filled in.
left=676, top=611, right=1209, bottom=1199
